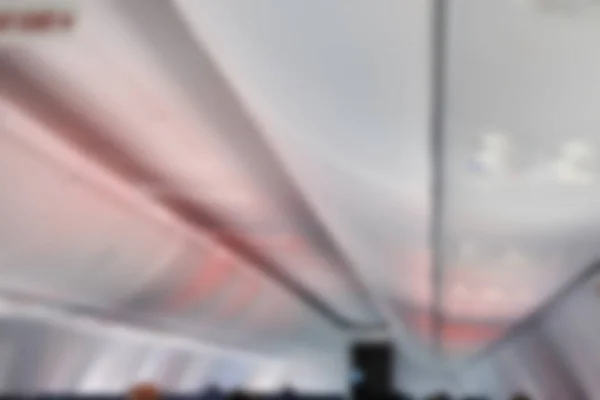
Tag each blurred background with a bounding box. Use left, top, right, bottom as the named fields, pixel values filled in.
left=2, top=0, right=600, bottom=398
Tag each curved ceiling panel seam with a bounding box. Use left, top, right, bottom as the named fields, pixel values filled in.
left=0, top=101, right=342, bottom=346
left=0, top=60, right=252, bottom=312
left=170, top=0, right=442, bottom=366
left=111, top=0, right=385, bottom=328
left=38, top=7, right=380, bottom=328
left=464, top=260, right=600, bottom=368
left=0, top=93, right=202, bottom=304
left=0, top=74, right=360, bottom=328
left=0, top=59, right=198, bottom=248
left=0, top=87, right=258, bottom=320
left=0, top=293, right=274, bottom=363
left=2, top=50, right=356, bottom=328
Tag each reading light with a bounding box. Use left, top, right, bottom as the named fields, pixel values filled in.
left=471, top=131, right=514, bottom=178
left=555, top=139, right=595, bottom=185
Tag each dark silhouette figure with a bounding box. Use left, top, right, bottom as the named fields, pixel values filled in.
left=200, top=384, right=225, bottom=400
left=427, top=393, right=452, bottom=400
left=226, top=390, right=254, bottom=400
left=397, top=391, right=415, bottom=400
left=280, top=386, right=297, bottom=400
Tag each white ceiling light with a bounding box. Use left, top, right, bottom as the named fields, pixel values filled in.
left=471, top=131, right=514, bottom=179
left=555, top=139, right=595, bottom=185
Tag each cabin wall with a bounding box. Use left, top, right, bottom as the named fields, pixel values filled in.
left=398, top=272, right=600, bottom=399
left=0, top=311, right=280, bottom=394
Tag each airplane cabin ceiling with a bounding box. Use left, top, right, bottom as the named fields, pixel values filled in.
left=1, top=0, right=600, bottom=367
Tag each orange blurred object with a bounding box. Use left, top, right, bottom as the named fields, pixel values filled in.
left=128, top=383, right=161, bottom=400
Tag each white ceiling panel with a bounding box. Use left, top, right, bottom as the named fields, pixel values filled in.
left=441, top=0, right=600, bottom=353
left=0, top=0, right=381, bottom=326
left=0, top=67, right=346, bottom=354
left=2, top=0, right=600, bottom=367
left=172, top=0, right=433, bottom=351
left=0, top=101, right=182, bottom=307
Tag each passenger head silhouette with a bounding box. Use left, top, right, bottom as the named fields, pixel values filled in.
left=202, top=384, right=225, bottom=400
left=427, top=393, right=452, bottom=400
left=128, top=382, right=161, bottom=400
left=226, top=390, right=254, bottom=400
left=511, top=393, right=532, bottom=400
left=280, top=386, right=297, bottom=399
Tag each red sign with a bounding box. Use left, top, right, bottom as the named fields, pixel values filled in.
left=0, top=8, right=75, bottom=35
